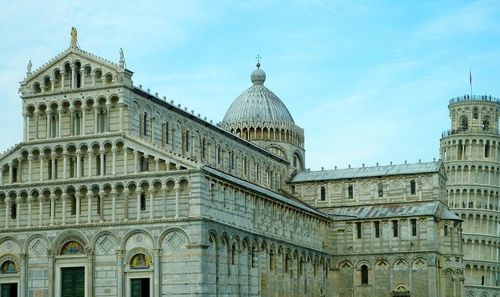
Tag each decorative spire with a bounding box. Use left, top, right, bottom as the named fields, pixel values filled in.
left=255, top=54, right=262, bottom=68
left=70, top=27, right=78, bottom=48
left=119, top=48, right=126, bottom=68
left=26, top=60, right=32, bottom=76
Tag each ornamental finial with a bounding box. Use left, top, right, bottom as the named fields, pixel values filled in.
left=119, top=48, right=126, bottom=68
left=70, top=27, right=78, bottom=48
left=26, top=60, right=32, bottom=75
left=255, top=54, right=262, bottom=68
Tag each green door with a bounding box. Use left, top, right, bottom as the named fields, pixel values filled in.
left=131, top=278, right=150, bottom=297
left=61, top=267, right=85, bottom=297
left=1, top=283, right=18, bottom=297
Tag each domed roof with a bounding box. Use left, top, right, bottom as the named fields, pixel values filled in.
left=222, top=64, right=295, bottom=125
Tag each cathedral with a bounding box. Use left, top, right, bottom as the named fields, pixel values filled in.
left=0, top=29, right=497, bottom=297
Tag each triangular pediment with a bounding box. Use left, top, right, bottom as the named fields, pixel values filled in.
left=20, top=45, right=132, bottom=96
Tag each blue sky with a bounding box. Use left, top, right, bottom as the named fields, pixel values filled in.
left=1, top=0, right=500, bottom=170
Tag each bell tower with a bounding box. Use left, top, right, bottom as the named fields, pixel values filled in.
left=440, top=95, right=500, bottom=294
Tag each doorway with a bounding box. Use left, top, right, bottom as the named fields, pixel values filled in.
left=61, top=267, right=85, bottom=297
left=130, top=278, right=150, bottom=297
left=0, top=283, right=18, bottom=297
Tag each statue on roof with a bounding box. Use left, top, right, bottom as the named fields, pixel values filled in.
left=119, top=48, right=126, bottom=68
left=26, top=60, right=32, bottom=75
left=70, top=27, right=78, bottom=48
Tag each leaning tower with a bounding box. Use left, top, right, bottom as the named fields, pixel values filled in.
left=440, top=95, right=500, bottom=296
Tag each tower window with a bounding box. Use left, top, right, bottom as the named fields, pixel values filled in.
left=320, top=186, right=326, bottom=201
left=361, top=265, right=369, bottom=284
left=377, top=182, right=383, bottom=197
left=374, top=221, right=380, bottom=238
left=485, top=142, right=490, bottom=158
left=347, top=184, right=354, bottom=199
left=411, top=219, right=417, bottom=236
left=356, top=222, right=362, bottom=239
left=142, top=112, right=148, bottom=136
left=460, top=116, right=468, bottom=131
left=392, top=220, right=399, bottom=237
left=482, top=116, right=490, bottom=131
left=140, top=193, right=146, bottom=211
left=444, top=225, right=448, bottom=236
left=10, top=203, right=16, bottom=219
left=70, top=195, right=77, bottom=215
left=473, top=107, right=478, bottom=119
left=410, top=180, right=416, bottom=195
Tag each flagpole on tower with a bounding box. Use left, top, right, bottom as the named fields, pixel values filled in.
left=469, top=69, right=472, bottom=98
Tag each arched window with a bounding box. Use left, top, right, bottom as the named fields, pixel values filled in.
left=140, top=193, right=146, bottom=211
left=184, top=130, right=190, bottom=153
left=1, top=260, right=17, bottom=274
left=410, top=180, right=416, bottom=195
left=377, top=182, right=383, bottom=197
left=73, top=112, right=81, bottom=135
left=348, top=184, right=354, bottom=199
left=142, top=112, right=148, bottom=136
left=130, top=253, right=149, bottom=269
left=361, top=265, right=369, bottom=284
left=460, top=116, right=468, bottom=131
left=98, top=109, right=107, bottom=133
left=485, top=141, right=490, bottom=158
left=251, top=246, right=257, bottom=268
left=482, top=116, right=490, bottom=131
left=444, top=225, right=448, bottom=236
left=320, top=186, right=326, bottom=201
left=70, top=194, right=77, bottom=215
left=60, top=241, right=84, bottom=255
left=10, top=203, right=16, bottom=219
left=50, top=114, right=58, bottom=137
left=473, top=107, right=478, bottom=119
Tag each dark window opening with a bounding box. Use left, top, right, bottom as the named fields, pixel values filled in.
left=411, top=219, right=417, bottom=236
left=356, top=222, right=362, bottom=239
left=361, top=265, right=368, bottom=284
left=485, top=142, right=490, bottom=158
left=410, top=180, right=416, bottom=195
left=140, top=193, right=146, bottom=211
left=70, top=195, right=77, bottom=215
left=392, top=220, right=399, bottom=237
left=374, top=221, right=380, bottom=238
left=444, top=225, right=448, bottom=236
left=348, top=184, right=354, bottom=199
left=11, top=167, right=17, bottom=183
left=10, top=204, right=16, bottom=219
left=143, top=113, right=148, bottom=136
left=320, top=186, right=326, bottom=201
left=96, top=194, right=101, bottom=215
left=377, top=182, right=383, bottom=197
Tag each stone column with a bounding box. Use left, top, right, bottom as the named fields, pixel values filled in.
left=119, top=103, right=124, bottom=131
left=116, top=249, right=125, bottom=297
left=27, top=195, right=32, bottom=227
left=94, top=107, right=98, bottom=134
left=50, top=194, right=56, bottom=225
left=63, top=152, right=68, bottom=179
left=133, top=150, right=138, bottom=173
left=149, top=191, right=154, bottom=219
left=155, top=157, right=160, bottom=172
left=88, top=152, right=92, bottom=177
left=19, top=253, right=27, bottom=297
left=123, top=190, right=129, bottom=221
left=123, top=148, right=128, bottom=174
left=51, top=153, right=56, bottom=180
left=8, top=161, right=13, bottom=184
left=100, top=150, right=105, bottom=176
left=4, top=197, right=9, bottom=228
left=58, top=108, right=63, bottom=137
left=153, top=248, right=161, bottom=297
left=23, top=113, right=28, bottom=141
left=162, top=185, right=167, bottom=219
left=99, top=191, right=105, bottom=222
left=46, top=112, right=51, bottom=139
left=70, top=63, right=76, bottom=89
left=112, top=146, right=117, bottom=175
left=15, top=197, right=21, bottom=227
left=60, top=71, right=65, bottom=91
left=175, top=184, right=180, bottom=218
left=76, top=193, right=81, bottom=224
left=76, top=151, right=81, bottom=178
left=28, top=154, right=33, bottom=183
left=111, top=191, right=117, bottom=222
left=35, top=111, right=39, bottom=139
left=87, top=192, right=92, bottom=223
left=82, top=107, right=86, bottom=136
left=61, top=193, right=67, bottom=225
left=47, top=249, right=55, bottom=297
left=38, top=197, right=43, bottom=226
left=86, top=248, right=95, bottom=296
left=136, top=192, right=142, bottom=220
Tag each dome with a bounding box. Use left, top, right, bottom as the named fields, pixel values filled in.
left=222, top=65, right=295, bottom=125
